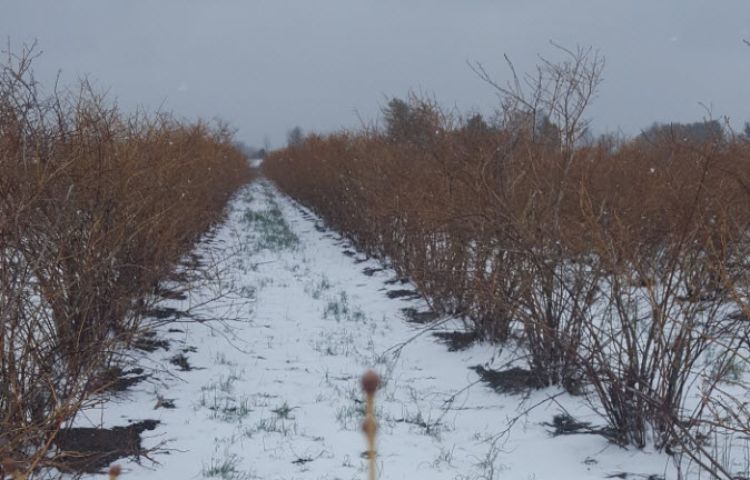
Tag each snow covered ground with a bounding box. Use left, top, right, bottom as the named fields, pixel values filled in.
left=77, top=179, right=677, bottom=480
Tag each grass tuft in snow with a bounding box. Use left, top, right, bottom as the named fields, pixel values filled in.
left=202, top=447, right=255, bottom=480
left=323, top=290, right=367, bottom=323
left=241, top=187, right=299, bottom=251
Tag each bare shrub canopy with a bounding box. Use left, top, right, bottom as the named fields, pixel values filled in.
left=265, top=48, right=750, bottom=478
left=0, top=44, right=254, bottom=474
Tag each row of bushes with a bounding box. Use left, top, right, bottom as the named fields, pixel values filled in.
left=265, top=50, right=750, bottom=478
left=0, top=47, right=254, bottom=473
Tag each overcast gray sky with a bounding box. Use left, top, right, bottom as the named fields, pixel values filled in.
left=2, top=1, right=750, bottom=147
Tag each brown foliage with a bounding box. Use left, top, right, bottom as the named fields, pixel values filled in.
left=265, top=88, right=750, bottom=474
left=0, top=45, right=254, bottom=475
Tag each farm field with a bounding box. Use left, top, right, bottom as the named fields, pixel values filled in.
left=3, top=4, right=750, bottom=479
left=78, top=180, right=677, bottom=480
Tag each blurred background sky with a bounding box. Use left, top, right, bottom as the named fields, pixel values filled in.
left=2, top=0, right=749, bottom=147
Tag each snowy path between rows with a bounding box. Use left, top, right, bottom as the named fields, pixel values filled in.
left=78, top=179, right=674, bottom=480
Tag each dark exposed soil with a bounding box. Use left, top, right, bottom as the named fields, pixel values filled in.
left=384, top=277, right=410, bottom=285
left=154, top=286, right=187, bottom=301
left=386, top=289, right=420, bottom=300
left=110, top=369, right=148, bottom=392
left=54, top=420, right=159, bottom=473
left=93, top=367, right=149, bottom=392
left=606, top=473, right=664, bottom=480
left=433, top=331, right=480, bottom=352
left=362, top=267, right=384, bottom=276
left=342, top=249, right=356, bottom=257
left=143, top=306, right=188, bottom=321
left=133, top=331, right=170, bottom=353
left=167, top=270, right=191, bottom=284
left=471, top=365, right=546, bottom=394
left=545, top=413, right=622, bottom=444
left=547, top=413, right=593, bottom=435
left=155, top=397, right=176, bottom=409
left=169, top=353, right=192, bottom=371
left=401, top=307, right=439, bottom=324
left=183, top=252, right=205, bottom=270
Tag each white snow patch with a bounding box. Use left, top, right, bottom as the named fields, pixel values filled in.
left=74, top=180, right=676, bottom=480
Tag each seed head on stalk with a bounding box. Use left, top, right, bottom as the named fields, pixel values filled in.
left=109, top=464, right=122, bottom=480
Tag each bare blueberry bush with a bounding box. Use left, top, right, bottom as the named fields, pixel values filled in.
left=265, top=46, right=750, bottom=478
left=0, top=44, right=253, bottom=476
